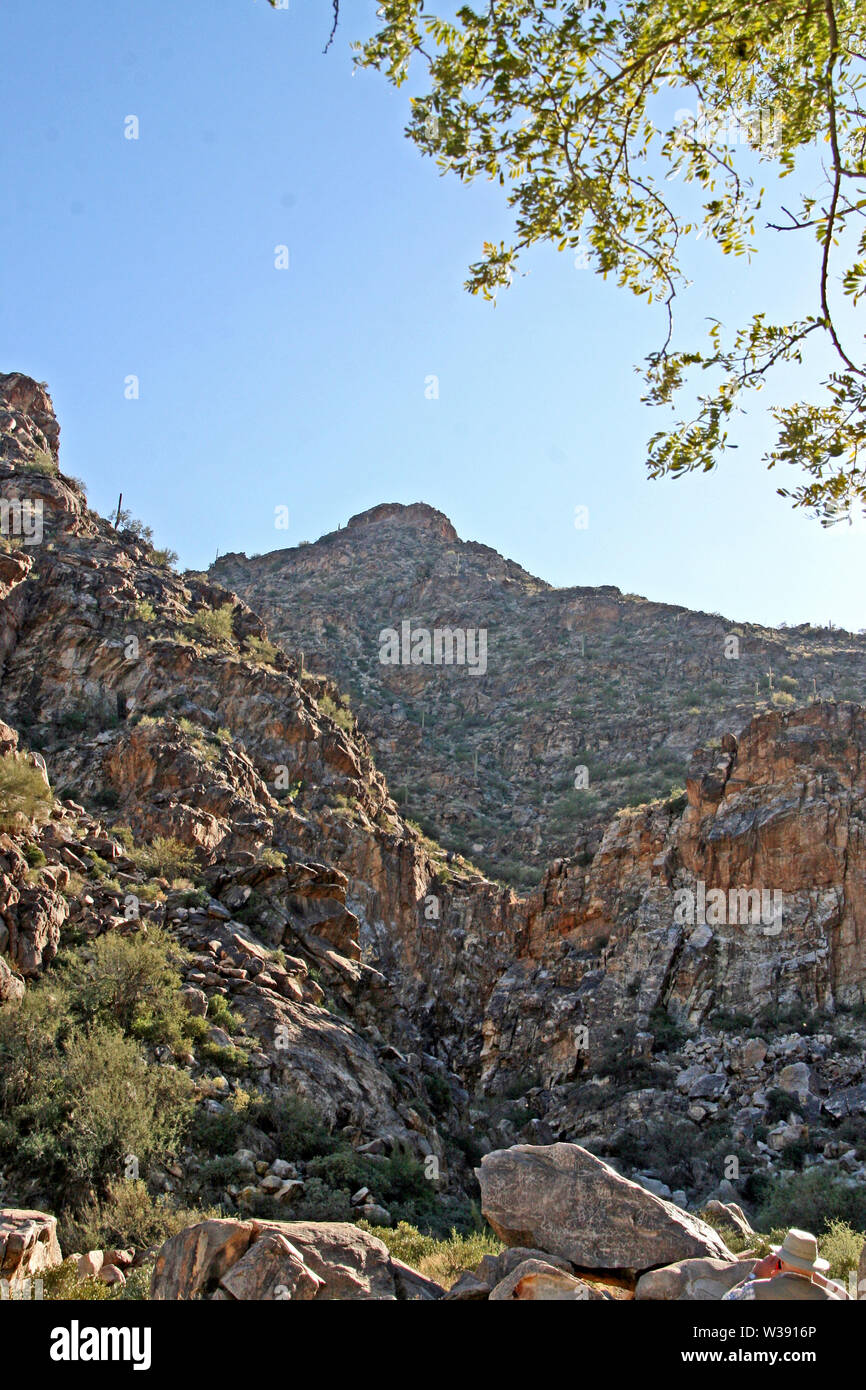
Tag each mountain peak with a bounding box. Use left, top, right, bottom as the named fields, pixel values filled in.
left=344, top=502, right=458, bottom=543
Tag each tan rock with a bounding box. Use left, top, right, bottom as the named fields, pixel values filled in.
left=150, top=1219, right=256, bottom=1300
left=218, top=1231, right=322, bottom=1301
left=253, top=1220, right=396, bottom=1301
left=0, top=1209, right=62, bottom=1287
left=76, top=1250, right=104, bottom=1279
left=489, top=1258, right=604, bottom=1301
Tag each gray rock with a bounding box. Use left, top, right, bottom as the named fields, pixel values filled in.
left=477, top=1143, right=733, bottom=1273
left=636, top=1256, right=756, bottom=1301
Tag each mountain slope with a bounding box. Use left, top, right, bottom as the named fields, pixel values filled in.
left=211, top=504, right=866, bottom=887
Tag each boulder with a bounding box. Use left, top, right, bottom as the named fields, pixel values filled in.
left=477, top=1143, right=734, bottom=1272
left=635, top=1256, right=756, bottom=1301
left=151, top=1219, right=256, bottom=1299
left=257, top=1221, right=396, bottom=1300
left=443, top=1270, right=492, bottom=1300
left=858, top=1240, right=866, bottom=1300
left=76, top=1250, right=104, bottom=1279
left=777, top=1062, right=811, bottom=1096
left=390, top=1257, right=445, bottom=1301
left=703, top=1199, right=754, bottom=1240
left=151, top=1218, right=398, bottom=1300
left=0, top=1209, right=62, bottom=1288
left=217, top=1231, right=322, bottom=1301
left=0, top=954, right=24, bottom=1005
left=489, top=1258, right=604, bottom=1301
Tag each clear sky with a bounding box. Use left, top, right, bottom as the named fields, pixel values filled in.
left=2, top=0, right=863, bottom=630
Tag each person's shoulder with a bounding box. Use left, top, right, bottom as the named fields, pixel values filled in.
left=722, top=1279, right=756, bottom=1301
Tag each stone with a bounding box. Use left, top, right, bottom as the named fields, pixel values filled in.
left=777, top=1062, right=811, bottom=1096
left=489, top=1258, right=604, bottom=1301
left=76, top=1250, right=104, bottom=1278
left=478, top=1143, right=733, bottom=1272
left=360, top=1203, right=392, bottom=1226
left=180, top=985, right=208, bottom=1016
left=218, top=1231, right=322, bottom=1301
left=0, top=1209, right=62, bottom=1287
left=253, top=1221, right=397, bottom=1300
left=689, top=1073, right=727, bottom=1099
left=703, top=1200, right=754, bottom=1240
left=98, top=1263, right=126, bottom=1286
left=636, top=1256, right=757, bottom=1301
left=151, top=1219, right=256, bottom=1300
left=390, top=1257, right=445, bottom=1301
left=858, top=1239, right=866, bottom=1300
left=443, top=1270, right=492, bottom=1300
left=635, top=1175, right=672, bottom=1200
left=739, top=1038, right=768, bottom=1070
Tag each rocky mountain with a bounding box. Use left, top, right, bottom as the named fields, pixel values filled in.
left=1, top=372, right=865, bottom=1301
left=210, top=505, right=866, bottom=889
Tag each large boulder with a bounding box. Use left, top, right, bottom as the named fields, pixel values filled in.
left=218, top=1231, right=323, bottom=1301
left=635, top=1256, right=756, bottom=1301
left=477, top=1143, right=734, bottom=1273
left=858, top=1239, right=866, bottom=1300
left=0, top=1209, right=62, bottom=1289
left=151, top=1218, right=402, bottom=1301
left=261, top=1221, right=396, bottom=1300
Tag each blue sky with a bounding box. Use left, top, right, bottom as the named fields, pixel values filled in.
left=2, top=0, right=863, bottom=629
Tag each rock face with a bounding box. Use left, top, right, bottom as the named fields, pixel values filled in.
left=0, top=1209, right=62, bottom=1288
left=477, top=1144, right=733, bottom=1272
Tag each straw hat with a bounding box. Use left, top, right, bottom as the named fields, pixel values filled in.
left=770, top=1228, right=829, bottom=1274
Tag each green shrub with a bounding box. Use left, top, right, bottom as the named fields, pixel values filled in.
left=359, top=1220, right=500, bottom=1287
left=317, top=692, right=354, bottom=732
left=246, top=635, right=279, bottom=666
left=130, top=835, right=197, bottom=880
left=59, top=1179, right=219, bottom=1253
left=57, top=927, right=189, bottom=1045
left=0, top=992, right=194, bottom=1206
left=0, top=755, right=53, bottom=830
left=206, top=994, right=241, bottom=1033
left=23, top=843, right=47, bottom=868
left=192, top=603, right=235, bottom=645
left=753, top=1167, right=866, bottom=1234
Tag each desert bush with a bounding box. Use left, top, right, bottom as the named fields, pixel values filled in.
left=359, top=1220, right=500, bottom=1287
left=130, top=835, right=197, bottom=879
left=59, top=1179, right=219, bottom=1253
left=0, top=754, right=52, bottom=830
left=0, top=991, right=193, bottom=1205
left=246, top=635, right=279, bottom=665
left=57, top=927, right=189, bottom=1045
left=317, top=692, right=354, bottom=732
left=192, top=602, right=235, bottom=645
left=753, top=1167, right=866, bottom=1234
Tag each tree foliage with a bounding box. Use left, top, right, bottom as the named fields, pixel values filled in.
left=354, top=0, right=866, bottom=523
